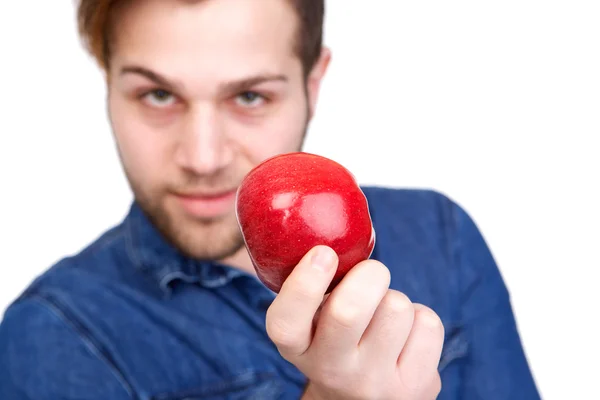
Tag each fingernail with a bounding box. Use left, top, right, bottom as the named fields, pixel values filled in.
left=311, top=246, right=335, bottom=271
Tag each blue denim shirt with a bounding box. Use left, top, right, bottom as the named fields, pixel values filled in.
left=0, top=187, right=540, bottom=399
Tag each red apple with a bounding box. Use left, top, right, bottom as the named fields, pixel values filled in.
left=235, top=152, right=376, bottom=293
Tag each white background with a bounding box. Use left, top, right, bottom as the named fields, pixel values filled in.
left=1, top=1, right=599, bottom=398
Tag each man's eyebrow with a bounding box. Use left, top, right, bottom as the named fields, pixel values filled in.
left=120, top=66, right=183, bottom=92
left=218, top=74, right=288, bottom=94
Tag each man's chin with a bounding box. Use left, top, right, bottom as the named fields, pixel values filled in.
left=156, top=207, right=244, bottom=261
left=176, top=232, right=245, bottom=262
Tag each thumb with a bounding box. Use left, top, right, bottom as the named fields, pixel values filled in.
left=266, top=245, right=338, bottom=358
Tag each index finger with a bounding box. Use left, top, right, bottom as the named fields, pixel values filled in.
left=265, top=245, right=338, bottom=359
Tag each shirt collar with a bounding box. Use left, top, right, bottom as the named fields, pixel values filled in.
left=123, top=202, right=250, bottom=294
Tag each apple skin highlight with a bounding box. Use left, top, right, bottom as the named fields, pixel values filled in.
left=236, top=152, right=376, bottom=293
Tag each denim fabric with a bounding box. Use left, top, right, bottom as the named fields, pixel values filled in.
left=0, top=187, right=540, bottom=399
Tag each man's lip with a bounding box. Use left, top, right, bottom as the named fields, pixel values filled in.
left=173, top=189, right=238, bottom=218
left=174, top=190, right=237, bottom=199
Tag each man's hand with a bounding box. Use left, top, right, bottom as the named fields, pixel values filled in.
left=266, top=245, right=444, bottom=400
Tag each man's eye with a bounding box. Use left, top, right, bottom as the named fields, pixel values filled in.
left=235, top=91, right=265, bottom=108
left=142, top=89, right=176, bottom=107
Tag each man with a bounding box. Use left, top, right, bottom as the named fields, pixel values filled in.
left=0, top=0, right=540, bottom=399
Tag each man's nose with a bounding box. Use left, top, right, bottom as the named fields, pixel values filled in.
left=175, top=104, right=234, bottom=175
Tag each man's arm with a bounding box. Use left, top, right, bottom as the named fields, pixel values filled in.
left=0, top=297, right=133, bottom=400
left=452, top=202, right=541, bottom=399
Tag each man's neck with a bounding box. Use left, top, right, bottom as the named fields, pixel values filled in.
left=219, top=247, right=257, bottom=277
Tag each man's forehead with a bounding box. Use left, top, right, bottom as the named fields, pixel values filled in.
left=112, top=0, right=298, bottom=46
left=110, top=0, right=300, bottom=79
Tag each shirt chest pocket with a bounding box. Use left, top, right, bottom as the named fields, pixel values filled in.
left=149, top=371, right=286, bottom=400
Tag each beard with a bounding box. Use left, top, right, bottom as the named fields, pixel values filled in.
left=140, top=188, right=245, bottom=262
left=125, top=165, right=248, bottom=262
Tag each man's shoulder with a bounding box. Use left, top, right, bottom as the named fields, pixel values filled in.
left=359, top=186, right=475, bottom=309
left=359, top=185, right=485, bottom=268
left=0, top=222, right=134, bottom=364
left=0, top=225, right=121, bottom=376
left=5, top=222, right=130, bottom=315
left=360, top=185, right=460, bottom=228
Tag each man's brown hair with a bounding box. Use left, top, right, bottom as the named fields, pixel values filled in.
left=76, top=0, right=325, bottom=77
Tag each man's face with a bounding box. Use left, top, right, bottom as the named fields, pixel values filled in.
left=107, top=0, right=329, bottom=261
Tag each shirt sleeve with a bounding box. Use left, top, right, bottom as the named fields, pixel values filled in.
left=0, top=296, right=133, bottom=400
left=451, top=201, right=542, bottom=399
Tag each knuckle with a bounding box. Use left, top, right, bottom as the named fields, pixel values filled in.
left=361, top=259, right=391, bottom=287
left=265, top=314, right=302, bottom=352
left=327, top=296, right=363, bottom=329
left=381, top=290, right=413, bottom=315
left=415, top=304, right=445, bottom=333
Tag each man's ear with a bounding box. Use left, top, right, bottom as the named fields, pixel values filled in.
left=306, top=46, right=332, bottom=120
